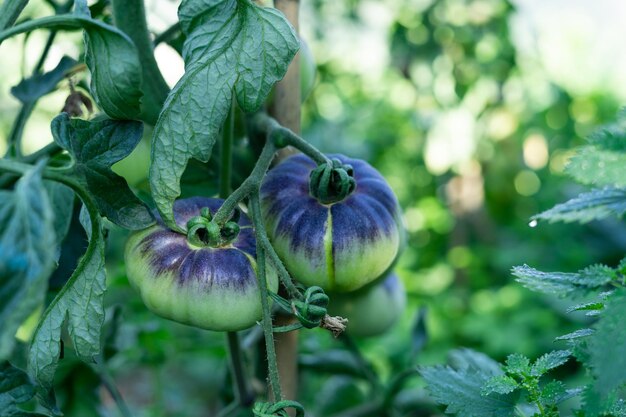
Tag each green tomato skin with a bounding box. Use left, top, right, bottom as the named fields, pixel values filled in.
left=327, top=273, right=406, bottom=338
left=112, top=131, right=151, bottom=186
left=124, top=197, right=278, bottom=332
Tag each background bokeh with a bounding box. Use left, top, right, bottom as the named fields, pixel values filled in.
left=3, top=0, right=626, bottom=415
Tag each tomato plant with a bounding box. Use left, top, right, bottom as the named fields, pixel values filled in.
left=1, top=0, right=626, bottom=416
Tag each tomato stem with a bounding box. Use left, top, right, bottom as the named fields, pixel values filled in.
left=250, top=112, right=330, bottom=165
left=226, top=331, right=254, bottom=407
left=211, top=139, right=276, bottom=226
left=249, top=192, right=283, bottom=401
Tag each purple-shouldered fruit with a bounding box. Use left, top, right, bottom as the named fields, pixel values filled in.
left=260, top=154, right=403, bottom=292
left=124, top=197, right=277, bottom=331
left=327, top=273, right=406, bottom=338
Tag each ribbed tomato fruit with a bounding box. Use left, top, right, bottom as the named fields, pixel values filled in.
left=125, top=197, right=277, bottom=331
left=260, top=154, right=403, bottom=292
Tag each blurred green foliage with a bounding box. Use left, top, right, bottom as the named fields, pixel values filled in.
left=3, top=0, right=626, bottom=416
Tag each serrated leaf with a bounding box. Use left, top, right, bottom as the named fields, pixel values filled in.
left=0, top=163, right=55, bottom=362
left=533, top=187, right=626, bottom=224
left=586, top=109, right=626, bottom=152
left=587, top=288, right=626, bottom=395
left=482, top=375, right=519, bottom=395
left=566, top=146, right=626, bottom=188
left=27, top=207, right=105, bottom=405
left=0, top=362, right=49, bottom=416
left=150, top=0, right=299, bottom=230
left=504, top=353, right=531, bottom=377
left=539, top=380, right=574, bottom=406
left=581, top=383, right=625, bottom=417
left=512, top=264, right=615, bottom=298
left=566, top=302, right=604, bottom=314
left=555, top=328, right=595, bottom=341
left=51, top=113, right=153, bottom=230
left=11, top=56, right=78, bottom=104
left=420, top=349, right=518, bottom=417
left=531, top=350, right=570, bottom=377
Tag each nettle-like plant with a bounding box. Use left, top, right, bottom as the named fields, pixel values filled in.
left=420, top=112, right=626, bottom=416
left=0, top=1, right=418, bottom=416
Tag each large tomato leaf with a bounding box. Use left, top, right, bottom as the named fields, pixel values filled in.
left=74, top=0, right=143, bottom=120
left=0, top=163, right=55, bottom=362
left=51, top=113, right=154, bottom=230
left=150, top=0, right=299, bottom=231
left=28, top=201, right=105, bottom=409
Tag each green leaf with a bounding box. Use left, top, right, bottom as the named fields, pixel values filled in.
left=531, top=350, right=571, bottom=377
left=566, top=302, right=604, bottom=315
left=540, top=381, right=582, bottom=406
left=76, top=0, right=142, bottom=120
left=420, top=349, right=518, bottom=417
left=586, top=109, right=626, bottom=152
left=0, top=7, right=142, bottom=120
left=27, top=201, right=106, bottom=403
left=564, top=111, right=626, bottom=187
left=512, top=264, right=616, bottom=297
left=482, top=375, right=519, bottom=395
left=504, top=353, right=531, bottom=377
left=587, top=288, right=626, bottom=395
left=43, top=181, right=74, bottom=248
left=150, top=0, right=299, bottom=230
left=51, top=113, right=153, bottom=230
left=0, top=163, right=55, bottom=362
left=566, top=147, right=626, bottom=188
left=555, top=328, right=595, bottom=341
left=0, top=362, right=49, bottom=417
left=533, top=187, right=626, bottom=224
left=11, top=56, right=78, bottom=104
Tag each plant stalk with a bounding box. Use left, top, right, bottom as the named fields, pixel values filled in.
left=249, top=192, right=283, bottom=401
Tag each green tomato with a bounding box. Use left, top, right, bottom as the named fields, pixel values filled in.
left=124, top=197, right=278, bottom=331
left=112, top=134, right=151, bottom=187
left=327, top=273, right=406, bottom=338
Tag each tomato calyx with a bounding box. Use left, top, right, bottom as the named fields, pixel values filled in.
left=186, top=207, right=241, bottom=247
left=309, top=158, right=357, bottom=204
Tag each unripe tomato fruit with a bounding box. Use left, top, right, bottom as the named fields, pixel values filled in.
left=124, top=197, right=278, bottom=331
left=260, top=154, right=403, bottom=292
left=327, top=273, right=406, bottom=338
